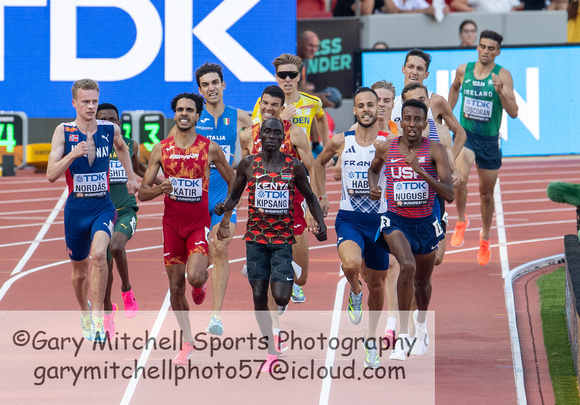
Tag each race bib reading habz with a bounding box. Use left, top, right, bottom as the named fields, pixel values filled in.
left=346, top=170, right=369, bottom=196
left=393, top=180, right=428, bottom=207
left=109, top=160, right=128, bottom=184
left=73, top=172, right=108, bottom=198
left=169, top=177, right=202, bottom=203
left=463, top=96, right=493, bottom=122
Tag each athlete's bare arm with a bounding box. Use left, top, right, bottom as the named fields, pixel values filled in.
left=448, top=64, right=467, bottom=110
left=430, top=94, right=466, bottom=159
left=46, top=124, right=86, bottom=183
left=314, top=132, right=346, bottom=213
left=293, top=159, right=327, bottom=241
left=314, top=112, right=330, bottom=146
left=214, top=155, right=253, bottom=240
left=239, top=127, right=253, bottom=159
left=137, top=143, right=169, bottom=201
left=368, top=139, right=393, bottom=200
left=237, top=109, right=253, bottom=133
left=494, top=68, right=518, bottom=118
left=113, top=125, right=139, bottom=195
left=426, top=141, right=454, bottom=203
left=208, top=140, right=235, bottom=190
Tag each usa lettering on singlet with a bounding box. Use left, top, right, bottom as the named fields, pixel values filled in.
left=339, top=131, right=387, bottom=214
left=64, top=121, right=114, bottom=200
left=384, top=137, right=438, bottom=218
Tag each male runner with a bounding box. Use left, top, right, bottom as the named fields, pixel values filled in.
left=215, top=118, right=327, bottom=372
left=46, top=79, right=138, bottom=342
left=96, top=103, right=156, bottom=336
left=448, top=30, right=518, bottom=265
left=391, top=49, right=466, bottom=159
left=240, top=85, right=316, bottom=352
left=256, top=53, right=329, bottom=301
left=138, top=93, right=234, bottom=364
left=369, top=99, right=454, bottom=360
left=167, top=63, right=253, bottom=336
left=315, top=87, right=390, bottom=368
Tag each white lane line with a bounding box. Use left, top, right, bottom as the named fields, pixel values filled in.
left=11, top=188, right=67, bottom=275
left=494, top=179, right=510, bottom=278
left=320, top=270, right=347, bottom=405
left=121, top=289, right=171, bottom=405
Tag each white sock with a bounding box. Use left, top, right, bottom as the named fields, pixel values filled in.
left=415, top=318, right=427, bottom=331
left=386, top=317, right=397, bottom=332
left=272, top=328, right=280, bottom=336
left=241, top=264, right=248, bottom=278
left=292, top=261, right=302, bottom=278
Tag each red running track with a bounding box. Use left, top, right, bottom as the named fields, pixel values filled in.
left=0, top=156, right=578, bottom=404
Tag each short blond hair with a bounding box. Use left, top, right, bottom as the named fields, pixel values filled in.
left=371, top=80, right=395, bottom=97
left=272, top=54, right=302, bottom=71
left=72, top=78, right=99, bottom=99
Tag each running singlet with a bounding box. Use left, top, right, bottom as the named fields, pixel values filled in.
left=251, top=92, right=324, bottom=142
left=161, top=135, right=210, bottom=223
left=245, top=153, right=295, bottom=245
left=196, top=105, right=238, bottom=197
left=384, top=137, right=437, bottom=218
left=392, top=92, right=435, bottom=123
left=460, top=62, right=503, bottom=137
left=340, top=130, right=387, bottom=214
left=64, top=121, right=115, bottom=208
left=427, top=118, right=439, bottom=141
left=108, top=136, right=138, bottom=211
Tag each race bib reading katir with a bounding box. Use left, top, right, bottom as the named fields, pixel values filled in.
left=169, top=176, right=202, bottom=203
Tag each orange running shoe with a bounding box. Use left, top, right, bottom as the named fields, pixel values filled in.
left=477, top=231, right=491, bottom=266
left=450, top=218, right=469, bottom=247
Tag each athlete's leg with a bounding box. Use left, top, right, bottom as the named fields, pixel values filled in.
left=454, top=147, right=476, bottom=223
left=71, top=258, right=91, bottom=313
left=89, top=231, right=111, bottom=313
left=382, top=230, right=415, bottom=335
left=384, top=256, right=400, bottom=337
left=166, top=263, right=193, bottom=342
left=209, top=222, right=235, bottom=316
left=293, top=231, right=309, bottom=286
left=366, top=266, right=387, bottom=339
left=104, top=257, right=114, bottom=312
left=435, top=240, right=446, bottom=266
left=338, top=240, right=363, bottom=295
left=251, top=280, right=277, bottom=355
left=110, top=232, right=131, bottom=292
left=186, top=252, right=210, bottom=289
left=413, top=251, right=437, bottom=324
left=477, top=168, right=499, bottom=241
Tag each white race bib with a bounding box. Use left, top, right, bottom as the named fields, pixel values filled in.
left=463, top=96, right=493, bottom=122
left=210, top=145, right=231, bottom=169
left=169, top=176, right=202, bottom=203
left=255, top=182, right=290, bottom=215
left=73, top=171, right=108, bottom=198
left=346, top=170, right=369, bottom=196
left=393, top=180, right=428, bottom=207
left=108, top=160, right=128, bottom=184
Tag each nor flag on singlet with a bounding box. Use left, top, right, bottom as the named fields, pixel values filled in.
left=69, top=134, right=78, bottom=142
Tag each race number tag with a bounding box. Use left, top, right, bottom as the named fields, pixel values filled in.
left=346, top=170, right=369, bottom=196
left=169, top=177, right=202, bottom=203
left=393, top=181, right=428, bottom=207
left=73, top=171, right=108, bottom=198
left=210, top=145, right=231, bottom=169
left=108, top=160, right=128, bottom=184
left=463, top=96, right=493, bottom=122
left=432, top=218, right=443, bottom=237
left=380, top=215, right=391, bottom=231
left=255, top=182, right=289, bottom=215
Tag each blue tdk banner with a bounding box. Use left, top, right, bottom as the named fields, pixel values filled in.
left=359, top=45, right=580, bottom=157
left=0, top=0, right=295, bottom=118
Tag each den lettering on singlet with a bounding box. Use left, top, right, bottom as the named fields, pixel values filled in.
left=74, top=172, right=108, bottom=198
left=255, top=181, right=289, bottom=215
left=108, top=160, right=128, bottom=184
left=393, top=180, right=428, bottom=207
left=169, top=177, right=202, bottom=202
